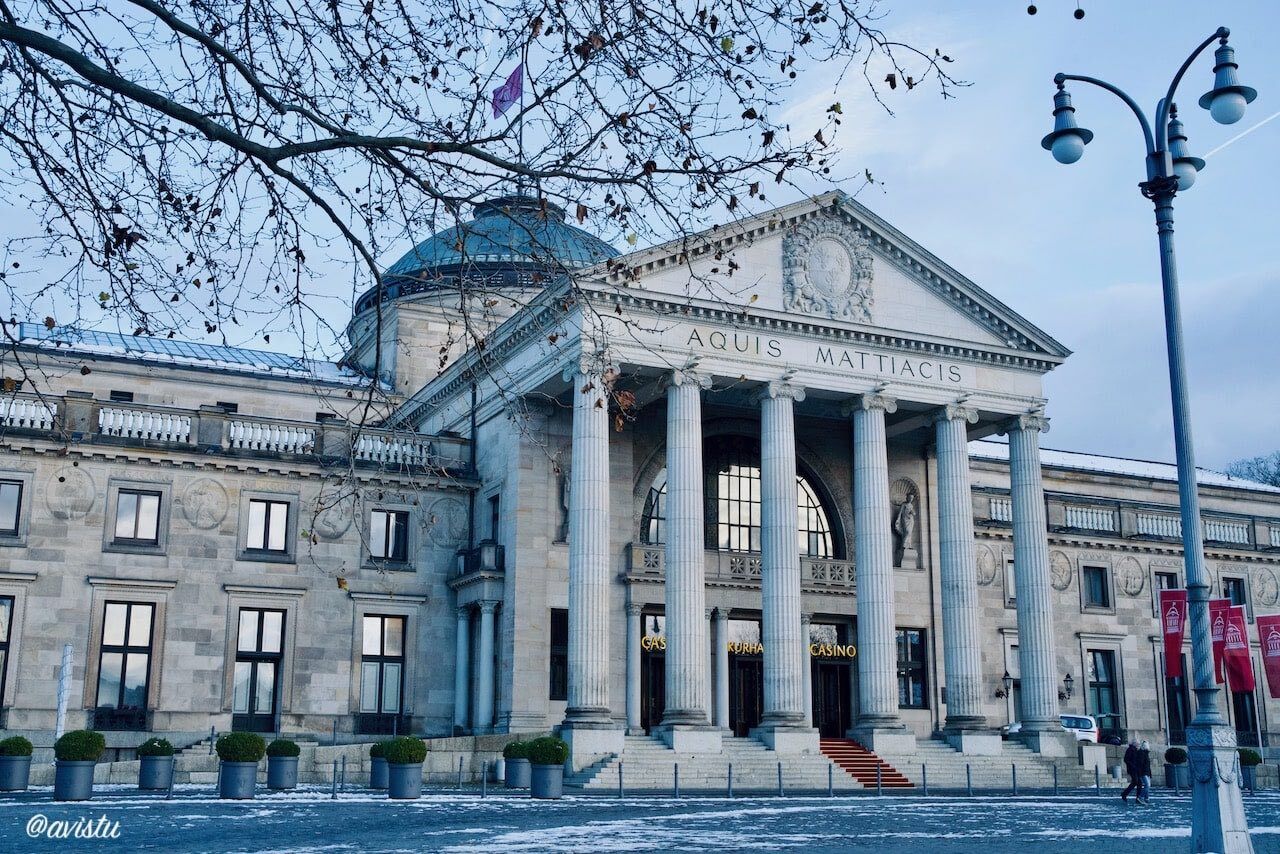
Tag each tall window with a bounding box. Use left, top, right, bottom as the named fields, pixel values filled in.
left=1088, top=649, right=1121, bottom=740
left=114, top=490, right=161, bottom=544
left=1223, top=577, right=1247, bottom=608
left=489, top=494, right=501, bottom=541
left=0, top=480, right=21, bottom=536
left=1083, top=565, right=1111, bottom=608
left=233, top=608, right=284, bottom=732
left=896, top=628, right=928, bottom=709
left=360, top=615, right=405, bottom=716
left=549, top=609, right=568, bottom=701
left=640, top=437, right=838, bottom=558
left=0, top=596, right=12, bottom=705
left=96, top=601, right=154, bottom=729
left=1166, top=652, right=1190, bottom=745
left=246, top=499, right=289, bottom=552
left=1233, top=687, right=1260, bottom=747
left=369, top=510, right=409, bottom=562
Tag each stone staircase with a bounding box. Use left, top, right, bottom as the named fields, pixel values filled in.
left=819, top=739, right=913, bottom=788
left=567, top=735, right=869, bottom=793
left=874, top=737, right=1119, bottom=791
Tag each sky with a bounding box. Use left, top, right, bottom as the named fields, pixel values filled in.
left=766, top=0, right=1280, bottom=470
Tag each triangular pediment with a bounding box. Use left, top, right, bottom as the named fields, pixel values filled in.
left=584, top=191, right=1069, bottom=364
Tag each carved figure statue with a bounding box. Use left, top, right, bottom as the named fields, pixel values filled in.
left=893, top=492, right=917, bottom=568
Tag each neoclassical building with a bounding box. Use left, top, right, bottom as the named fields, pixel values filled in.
left=1, top=191, right=1277, bottom=775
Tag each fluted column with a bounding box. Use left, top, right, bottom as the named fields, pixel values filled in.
left=1005, top=413, right=1061, bottom=734
left=934, top=405, right=987, bottom=732
left=626, top=603, right=642, bottom=733
left=851, top=392, right=905, bottom=737
left=660, top=368, right=719, bottom=751
left=714, top=608, right=730, bottom=730
left=564, top=366, right=613, bottom=727
left=475, top=600, right=498, bottom=732
left=453, top=606, right=471, bottom=733
left=801, top=613, right=814, bottom=726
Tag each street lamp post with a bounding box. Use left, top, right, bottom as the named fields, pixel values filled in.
left=1041, top=27, right=1257, bottom=854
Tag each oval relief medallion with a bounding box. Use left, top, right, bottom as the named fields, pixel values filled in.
left=312, top=503, right=353, bottom=540
left=975, top=545, right=997, bottom=586
left=1118, top=556, right=1146, bottom=597
left=180, top=477, right=228, bottom=529
left=1049, top=551, right=1072, bottom=592
left=1253, top=568, right=1279, bottom=607
left=46, top=466, right=95, bottom=519
left=428, top=497, right=468, bottom=548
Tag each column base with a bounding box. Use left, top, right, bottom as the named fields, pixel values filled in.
left=1188, top=725, right=1253, bottom=854
left=562, top=720, right=625, bottom=772
left=1016, top=729, right=1075, bottom=757
left=850, top=725, right=916, bottom=754
left=752, top=724, right=819, bottom=754
left=655, top=723, right=723, bottom=753
left=945, top=730, right=1002, bottom=756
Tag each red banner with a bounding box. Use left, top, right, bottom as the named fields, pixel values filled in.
left=1257, top=614, right=1280, bottom=699
left=1210, top=598, right=1232, bottom=683
left=1159, top=589, right=1188, bottom=678
left=1224, top=605, right=1255, bottom=693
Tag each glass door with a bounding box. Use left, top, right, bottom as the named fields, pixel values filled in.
left=232, top=608, right=284, bottom=733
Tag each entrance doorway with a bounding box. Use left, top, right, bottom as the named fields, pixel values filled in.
left=640, top=613, right=666, bottom=733
left=809, top=621, right=855, bottom=737
left=729, top=655, right=763, bottom=737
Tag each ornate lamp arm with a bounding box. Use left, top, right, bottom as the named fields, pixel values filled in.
left=1053, top=72, right=1154, bottom=158
left=1155, top=27, right=1231, bottom=150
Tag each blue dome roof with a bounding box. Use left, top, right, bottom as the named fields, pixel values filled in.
left=383, top=194, right=618, bottom=282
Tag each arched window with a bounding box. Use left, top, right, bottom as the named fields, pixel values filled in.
left=640, top=436, right=839, bottom=558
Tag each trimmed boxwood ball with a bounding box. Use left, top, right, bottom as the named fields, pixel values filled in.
left=502, top=740, right=529, bottom=760
left=383, top=736, right=427, bottom=765
left=266, top=739, right=300, bottom=758
left=0, top=736, right=33, bottom=757
left=55, top=730, right=106, bottom=762
left=1164, top=747, right=1188, bottom=765
left=370, top=740, right=392, bottom=759
left=527, top=736, right=568, bottom=766
left=1238, top=748, right=1262, bottom=767
left=216, top=732, right=266, bottom=763
left=137, top=737, right=174, bottom=757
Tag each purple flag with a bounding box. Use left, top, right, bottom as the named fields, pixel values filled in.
left=491, top=64, right=523, bottom=118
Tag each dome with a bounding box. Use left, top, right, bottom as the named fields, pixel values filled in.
left=355, top=195, right=618, bottom=315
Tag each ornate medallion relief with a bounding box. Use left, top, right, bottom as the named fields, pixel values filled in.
left=975, top=544, right=998, bottom=586
left=782, top=217, right=874, bottom=321
left=46, top=466, right=95, bottom=519
left=180, top=477, right=228, bottom=529
left=1118, top=556, right=1146, bottom=597
left=428, top=497, right=468, bottom=548
left=1049, top=551, right=1072, bottom=591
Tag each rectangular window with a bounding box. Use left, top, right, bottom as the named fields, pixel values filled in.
left=0, top=480, right=21, bottom=536
left=488, top=494, right=501, bottom=541
left=896, top=628, right=928, bottom=709
left=1223, top=577, right=1247, bottom=608
left=216, top=402, right=239, bottom=414
left=0, top=595, right=12, bottom=705
left=95, top=601, right=154, bottom=729
left=369, top=510, right=409, bottom=562
left=233, top=608, right=285, bottom=732
left=1233, top=687, right=1260, bottom=747
left=114, top=490, right=161, bottom=544
left=1156, top=571, right=1179, bottom=590
left=549, top=609, right=568, bottom=701
left=246, top=499, right=289, bottom=552
left=1165, top=653, right=1190, bottom=745
left=1087, top=649, right=1121, bottom=741
left=1004, top=557, right=1017, bottom=605
left=108, top=390, right=134, bottom=403
left=1083, top=565, right=1110, bottom=608
left=360, top=615, right=405, bottom=715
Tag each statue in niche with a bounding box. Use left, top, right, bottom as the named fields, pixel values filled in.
left=555, top=459, right=571, bottom=543
left=891, top=486, right=919, bottom=569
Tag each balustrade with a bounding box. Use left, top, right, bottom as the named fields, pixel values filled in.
left=98, top=406, right=191, bottom=443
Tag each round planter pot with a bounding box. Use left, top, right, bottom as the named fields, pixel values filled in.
left=370, top=756, right=388, bottom=790
left=1242, top=765, right=1257, bottom=791
left=54, top=760, right=97, bottom=802
left=1165, top=763, right=1190, bottom=789
left=530, top=763, right=563, bottom=800
left=387, top=762, right=422, bottom=800
left=0, top=755, right=32, bottom=792
left=505, top=757, right=530, bottom=789
left=138, top=755, right=174, bottom=791
left=218, top=761, right=259, bottom=800
left=267, top=755, right=299, bottom=790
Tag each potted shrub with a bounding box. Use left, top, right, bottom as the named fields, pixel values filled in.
left=369, top=740, right=391, bottom=790
left=384, top=736, right=426, bottom=800
left=527, top=736, right=568, bottom=800
left=0, top=736, right=33, bottom=792
left=137, top=737, right=175, bottom=790
left=1164, top=746, right=1189, bottom=789
left=216, top=732, right=265, bottom=800
left=504, top=740, right=531, bottom=789
left=266, top=739, right=300, bottom=790
left=54, top=730, right=105, bottom=801
left=1239, top=748, right=1262, bottom=792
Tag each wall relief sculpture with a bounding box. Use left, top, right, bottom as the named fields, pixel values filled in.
left=975, top=544, right=998, bottom=586
left=1049, top=551, right=1073, bottom=591
left=890, top=478, right=919, bottom=569
left=46, top=466, right=95, bottom=519
left=1118, top=556, right=1146, bottom=597
left=782, top=216, right=874, bottom=321
left=428, top=497, right=468, bottom=548
left=1254, top=567, right=1280, bottom=607
left=180, top=477, right=228, bottom=529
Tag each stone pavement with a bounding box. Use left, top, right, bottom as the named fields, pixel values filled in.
left=3, top=785, right=1280, bottom=852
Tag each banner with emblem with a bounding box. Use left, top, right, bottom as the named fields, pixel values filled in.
left=1223, top=605, right=1255, bottom=692
left=1159, top=589, right=1188, bottom=678
left=1210, top=598, right=1232, bottom=683
left=1257, top=614, right=1280, bottom=699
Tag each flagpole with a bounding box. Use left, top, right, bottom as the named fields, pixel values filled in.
left=518, top=41, right=527, bottom=197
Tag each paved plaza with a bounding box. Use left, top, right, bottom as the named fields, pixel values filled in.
left=4, top=787, right=1280, bottom=852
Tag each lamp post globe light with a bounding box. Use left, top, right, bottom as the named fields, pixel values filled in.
left=1041, top=26, right=1256, bottom=854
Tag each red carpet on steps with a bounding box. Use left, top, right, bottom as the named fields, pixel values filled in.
left=819, top=738, right=915, bottom=788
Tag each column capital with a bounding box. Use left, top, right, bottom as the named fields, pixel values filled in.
left=932, top=403, right=979, bottom=426
left=478, top=599, right=500, bottom=615
left=712, top=606, right=729, bottom=622
left=456, top=605, right=471, bottom=620
left=561, top=355, right=618, bottom=383
left=1000, top=412, right=1050, bottom=436
left=800, top=612, right=812, bottom=627
left=846, top=392, right=898, bottom=415
left=662, top=367, right=713, bottom=392
left=755, top=379, right=806, bottom=403
left=626, top=602, right=644, bottom=617
left=705, top=607, right=714, bottom=621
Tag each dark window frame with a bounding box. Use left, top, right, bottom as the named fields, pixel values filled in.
left=549, top=608, right=568, bottom=701
left=113, top=488, right=163, bottom=545
left=108, top=390, right=134, bottom=403
left=0, top=595, right=12, bottom=707
left=246, top=498, right=290, bottom=553
left=232, top=607, right=286, bottom=732
left=1087, top=648, right=1122, bottom=741
left=896, top=627, right=928, bottom=709
left=369, top=509, right=410, bottom=563
left=359, top=614, right=406, bottom=716
left=0, top=480, right=22, bottom=536
left=95, top=600, right=155, bottom=713
left=1083, top=565, right=1111, bottom=609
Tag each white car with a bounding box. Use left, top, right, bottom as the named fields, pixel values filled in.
left=1001, top=714, right=1100, bottom=743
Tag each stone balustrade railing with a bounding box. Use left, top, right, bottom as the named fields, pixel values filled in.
left=1135, top=511, right=1182, bottom=539
left=989, top=497, right=1013, bottom=523
left=1063, top=503, right=1117, bottom=532
left=626, top=543, right=856, bottom=591
left=1204, top=518, right=1251, bottom=545
left=0, top=391, right=469, bottom=473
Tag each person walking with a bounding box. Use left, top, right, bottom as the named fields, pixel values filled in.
left=1121, top=738, right=1140, bottom=804
left=1136, top=740, right=1153, bottom=806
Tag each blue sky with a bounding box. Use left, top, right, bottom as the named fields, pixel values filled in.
left=772, top=1, right=1279, bottom=469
